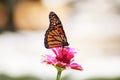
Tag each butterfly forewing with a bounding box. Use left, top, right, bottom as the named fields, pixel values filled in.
left=44, top=11, right=69, bottom=48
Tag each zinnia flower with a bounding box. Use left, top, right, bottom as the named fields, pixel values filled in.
left=42, top=47, right=83, bottom=71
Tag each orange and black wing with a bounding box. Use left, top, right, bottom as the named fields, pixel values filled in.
left=44, top=11, right=69, bottom=48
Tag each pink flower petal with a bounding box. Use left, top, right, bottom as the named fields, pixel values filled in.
left=41, top=55, right=56, bottom=65
left=52, top=48, right=58, bottom=55
left=70, top=63, right=83, bottom=71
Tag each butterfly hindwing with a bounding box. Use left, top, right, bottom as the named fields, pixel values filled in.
left=44, top=11, right=69, bottom=48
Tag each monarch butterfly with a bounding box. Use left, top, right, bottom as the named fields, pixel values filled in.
left=44, top=11, right=69, bottom=48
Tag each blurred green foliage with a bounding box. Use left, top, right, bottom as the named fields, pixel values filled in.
left=87, top=77, right=120, bottom=80
left=0, top=74, right=40, bottom=80
left=0, top=73, right=70, bottom=80
left=0, top=73, right=120, bottom=80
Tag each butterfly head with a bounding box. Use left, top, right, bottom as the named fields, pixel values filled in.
left=62, top=41, right=69, bottom=48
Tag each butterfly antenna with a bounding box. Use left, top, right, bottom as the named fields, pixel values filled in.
left=61, top=47, right=64, bottom=55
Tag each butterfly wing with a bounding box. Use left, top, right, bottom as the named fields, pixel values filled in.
left=44, top=11, right=69, bottom=48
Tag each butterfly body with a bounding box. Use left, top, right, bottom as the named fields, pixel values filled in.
left=44, top=11, right=69, bottom=48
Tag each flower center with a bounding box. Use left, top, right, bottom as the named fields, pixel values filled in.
left=56, top=53, right=70, bottom=64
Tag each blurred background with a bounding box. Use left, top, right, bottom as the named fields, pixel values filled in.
left=0, top=0, right=120, bottom=80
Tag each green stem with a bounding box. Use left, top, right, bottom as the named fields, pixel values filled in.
left=56, top=69, right=62, bottom=80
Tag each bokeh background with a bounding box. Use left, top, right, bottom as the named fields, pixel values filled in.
left=0, top=0, right=120, bottom=80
